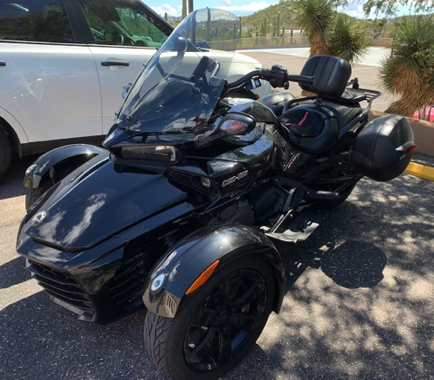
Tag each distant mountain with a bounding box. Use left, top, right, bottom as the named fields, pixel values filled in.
left=241, top=2, right=297, bottom=29
left=240, top=1, right=399, bottom=37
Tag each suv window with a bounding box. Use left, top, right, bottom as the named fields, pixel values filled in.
left=0, top=0, right=74, bottom=42
left=80, top=0, right=167, bottom=47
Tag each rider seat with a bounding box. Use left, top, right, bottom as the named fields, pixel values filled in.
left=279, top=55, right=366, bottom=156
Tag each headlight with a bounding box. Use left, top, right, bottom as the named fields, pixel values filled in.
left=113, top=144, right=179, bottom=162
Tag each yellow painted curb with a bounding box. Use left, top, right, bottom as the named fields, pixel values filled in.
left=405, top=162, right=434, bottom=181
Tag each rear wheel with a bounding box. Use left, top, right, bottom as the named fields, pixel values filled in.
left=0, top=128, right=12, bottom=181
left=144, top=258, right=275, bottom=380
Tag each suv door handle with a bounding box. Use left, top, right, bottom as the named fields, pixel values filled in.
left=101, top=61, right=129, bottom=67
left=0, top=61, right=6, bottom=67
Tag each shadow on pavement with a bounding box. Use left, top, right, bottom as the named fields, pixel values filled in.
left=1, top=172, right=433, bottom=380
left=0, top=256, right=29, bottom=289
left=0, top=155, right=38, bottom=200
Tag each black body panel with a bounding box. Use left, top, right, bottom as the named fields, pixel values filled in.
left=20, top=153, right=193, bottom=251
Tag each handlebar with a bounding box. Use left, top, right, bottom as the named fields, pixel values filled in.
left=226, top=65, right=313, bottom=90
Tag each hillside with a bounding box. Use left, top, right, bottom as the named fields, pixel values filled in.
left=242, top=2, right=296, bottom=29
left=241, top=1, right=396, bottom=37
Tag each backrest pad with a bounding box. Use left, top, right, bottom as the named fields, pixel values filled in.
left=300, top=55, right=351, bottom=98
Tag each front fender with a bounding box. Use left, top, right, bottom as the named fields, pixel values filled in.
left=142, top=224, right=285, bottom=318
left=24, top=144, right=104, bottom=188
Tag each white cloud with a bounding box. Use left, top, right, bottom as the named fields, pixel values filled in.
left=337, top=1, right=429, bottom=18
left=221, top=0, right=233, bottom=6
left=151, top=4, right=182, bottom=18
left=337, top=4, right=366, bottom=18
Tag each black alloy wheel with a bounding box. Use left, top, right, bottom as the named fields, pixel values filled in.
left=144, top=258, right=275, bottom=380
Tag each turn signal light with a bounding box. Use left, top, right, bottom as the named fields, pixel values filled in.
left=185, top=260, right=219, bottom=295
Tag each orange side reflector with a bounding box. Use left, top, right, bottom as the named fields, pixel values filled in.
left=185, top=260, right=220, bottom=295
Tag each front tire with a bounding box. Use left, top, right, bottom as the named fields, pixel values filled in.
left=0, top=128, right=12, bottom=181
left=144, top=258, right=276, bottom=380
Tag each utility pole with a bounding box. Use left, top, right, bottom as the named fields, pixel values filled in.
left=188, top=0, right=193, bottom=13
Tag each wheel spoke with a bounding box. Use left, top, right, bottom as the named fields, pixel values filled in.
left=229, top=312, right=261, bottom=332
left=221, top=276, right=241, bottom=309
left=187, top=326, right=217, bottom=363
left=217, top=329, right=232, bottom=364
left=231, top=277, right=264, bottom=308
left=190, top=306, right=217, bottom=327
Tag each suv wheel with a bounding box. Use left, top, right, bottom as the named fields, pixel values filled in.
left=0, top=128, right=12, bottom=180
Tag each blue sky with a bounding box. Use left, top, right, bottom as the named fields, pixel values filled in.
left=145, top=0, right=426, bottom=18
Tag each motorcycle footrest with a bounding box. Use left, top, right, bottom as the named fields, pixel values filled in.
left=265, top=209, right=324, bottom=243
left=304, top=190, right=339, bottom=202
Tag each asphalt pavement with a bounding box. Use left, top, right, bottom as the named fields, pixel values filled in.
left=1, top=151, right=434, bottom=379
left=0, top=47, right=433, bottom=380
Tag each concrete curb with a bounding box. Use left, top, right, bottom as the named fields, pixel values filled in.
left=405, top=162, right=434, bottom=181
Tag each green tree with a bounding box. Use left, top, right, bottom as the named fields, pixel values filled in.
left=380, top=16, right=434, bottom=116
left=363, top=0, right=434, bottom=17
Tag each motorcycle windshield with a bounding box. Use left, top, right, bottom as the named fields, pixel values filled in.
left=115, top=8, right=241, bottom=138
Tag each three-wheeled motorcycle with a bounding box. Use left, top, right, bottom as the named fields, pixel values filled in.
left=17, top=8, right=415, bottom=380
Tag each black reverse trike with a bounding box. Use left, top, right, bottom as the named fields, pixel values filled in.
left=17, top=8, right=415, bottom=380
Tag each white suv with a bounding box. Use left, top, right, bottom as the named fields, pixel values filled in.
left=0, top=0, right=269, bottom=179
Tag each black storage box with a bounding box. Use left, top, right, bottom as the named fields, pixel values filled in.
left=350, top=115, right=415, bottom=181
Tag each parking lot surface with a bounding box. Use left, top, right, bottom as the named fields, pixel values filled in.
left=1, top=152, right=434, bottom=380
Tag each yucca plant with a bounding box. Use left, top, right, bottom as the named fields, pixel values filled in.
left=293, top=0, right=335, bottom=56
left=380, top=16, right=434, bottom=116
left=328, top=15, right=371, bottom=63
left=293, top=0, right=371, bottom=63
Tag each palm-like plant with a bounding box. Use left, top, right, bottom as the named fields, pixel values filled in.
left=328, top=16, right=371, bottom=63
left=380, top=16, right=434, bottom=116
left=293, top=0, right=335, bottom=56
left=293, top=0, right=371, bottom=64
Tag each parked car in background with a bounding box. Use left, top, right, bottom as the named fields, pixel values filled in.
left=413, top=106, right=434, bottom=122
left=0, top=0, right=270, bottom=180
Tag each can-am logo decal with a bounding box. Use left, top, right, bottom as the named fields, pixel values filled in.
left=31, top=211, right=46, bottom=226
left=222, top=170, right=248, bottom=188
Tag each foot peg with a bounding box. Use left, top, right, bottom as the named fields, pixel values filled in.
left=264, top=209, right=324, bottom=243
left=304, top=190, right=339, bottom=202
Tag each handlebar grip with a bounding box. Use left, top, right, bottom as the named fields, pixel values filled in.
left=286, top=74, right=314, bottom=85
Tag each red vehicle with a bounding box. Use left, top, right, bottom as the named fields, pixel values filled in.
left=414, top=106, right=434, bottom=122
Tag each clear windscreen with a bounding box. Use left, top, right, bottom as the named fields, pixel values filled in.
left=115, top=8, right=241, bottom=139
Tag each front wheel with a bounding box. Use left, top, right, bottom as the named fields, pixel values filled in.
left=144, top=258, right=276, bottom=380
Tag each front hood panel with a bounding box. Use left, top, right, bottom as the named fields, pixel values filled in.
left=24, top=156, right=190, bottom=251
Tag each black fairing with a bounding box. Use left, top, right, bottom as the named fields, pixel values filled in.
left=228, top=100, right=279, bottom=125
left=19, top=152, right=194, bottom=252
